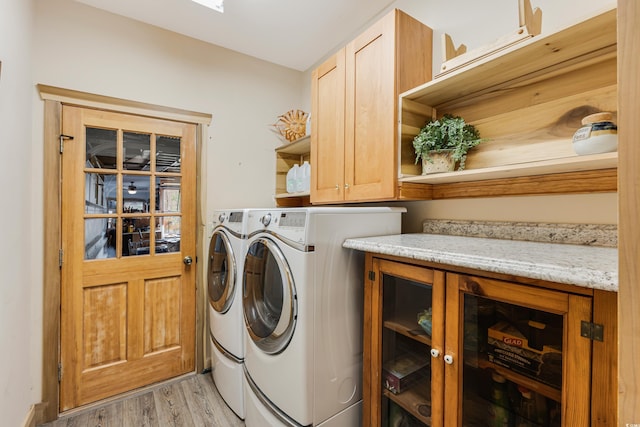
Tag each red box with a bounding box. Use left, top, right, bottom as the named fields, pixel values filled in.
left=382, top=352, right=429, bottom=394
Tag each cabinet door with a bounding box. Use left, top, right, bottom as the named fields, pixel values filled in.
left=344, top=11, right=397, bottom=202
left=445, top=273, right=593, bottom=427
left=310, top=48, right=346, bottom=204
left=364, top=257, right=446, bottom=427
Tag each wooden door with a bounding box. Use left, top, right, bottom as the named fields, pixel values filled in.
left=60, top=106, right=197, bottom=411
left=344, top=10, right=397, bottom=202
left=311, top=47, right=346, bottom=204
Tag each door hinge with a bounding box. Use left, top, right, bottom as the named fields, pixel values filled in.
left=368, top=271, right=375, bottom=281
left=59, top=249, right=63, bottom=268
left=580, top=321, right=604, bottom=342
left=58, top=363, right=62, bottom=382
left=59, top=134, right=74, bottom=154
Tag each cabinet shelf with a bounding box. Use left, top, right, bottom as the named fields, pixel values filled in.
left=469, top=357, right=562, bottom=403
left=384, top=318, right=432, bottom=347
left=398, top=7, right=618, bottom=198
left=383, top=376, right=432, bottom=426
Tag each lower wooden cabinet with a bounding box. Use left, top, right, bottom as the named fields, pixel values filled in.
left=362, top=254, right=617, bottom=426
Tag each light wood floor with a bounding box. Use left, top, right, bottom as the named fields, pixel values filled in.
left=40, top=372, right=245, bottom=427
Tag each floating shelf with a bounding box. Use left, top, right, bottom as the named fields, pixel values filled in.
left=400, top=152, right=617, bottom=185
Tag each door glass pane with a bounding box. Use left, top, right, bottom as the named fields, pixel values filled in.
left=85, top=218, right=116, bottom=260
left=85, top=173, right=116, bottom=214
left=123, top=174, right=150, bottom=213
left=157, top=216, right=181, bottom=253
left=462, top=296, right=563, bottom=426
left=123, top=131, right=151, bottom=171
left=86, top=127, right=117, bottom=169
left=381, top=273, right=432, bottom=426
left=155, top=177, right=181, bottom=213
left=156, top=135, right=181, bottom=173
left=123, top=216, right=155, bottom=256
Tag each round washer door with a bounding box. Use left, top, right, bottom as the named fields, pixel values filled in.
left=208, top=229, right=236, bottom=313
left=243, top=237, right=297, bottom=355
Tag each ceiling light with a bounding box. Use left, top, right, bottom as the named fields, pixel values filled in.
left=127, top=182, right=137, bottom=195
left=191, top=0, right=224, bottom=13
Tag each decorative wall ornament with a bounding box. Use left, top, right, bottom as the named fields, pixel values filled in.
left=271, top=109, right=309, bottom=142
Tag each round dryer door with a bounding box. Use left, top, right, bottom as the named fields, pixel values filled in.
left=243, top=237, right=297, bottom=355
left=208, top=230, right=236, bottom=313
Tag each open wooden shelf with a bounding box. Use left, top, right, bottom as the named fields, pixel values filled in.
left=397, top=7, right=618, bottom=199
left=275, top=135, right=310, bottom=155
left=275, top=136, right=311, bottom=206
left=401, top=152, right=616, bottom=184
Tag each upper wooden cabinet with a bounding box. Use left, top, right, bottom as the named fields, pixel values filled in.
left=311, top=9, right=433, bottom=204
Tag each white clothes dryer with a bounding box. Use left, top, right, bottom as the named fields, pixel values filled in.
left=208, top=209, right=250, bottom=419
left=241, top=207, right=405, bottom=427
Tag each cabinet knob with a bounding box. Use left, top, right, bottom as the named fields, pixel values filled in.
left=344, top=183, right=349, bottom=189
left=444, top=354, right=454, bottom=365
left=335, top=185, right=340, bottom=190
left=430, top=348, right=440, bottom=359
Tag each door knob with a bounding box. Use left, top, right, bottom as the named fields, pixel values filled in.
left=444, top=354, right=454, bottom=365
left=430, top=348, right=440, bottom=358
left=183, top=256, right=193, bottom=266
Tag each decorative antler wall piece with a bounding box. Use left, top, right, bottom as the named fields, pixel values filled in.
left=439, top=0, right=543, bottom=76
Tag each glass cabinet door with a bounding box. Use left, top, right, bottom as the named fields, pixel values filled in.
left=371, top=260, right=445, bottom=427
left=446, top=273, right=593, bottom=427
left=461, top=295, right=563, bottom=426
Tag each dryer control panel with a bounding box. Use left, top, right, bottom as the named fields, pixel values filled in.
left=278, top=211, right=306, bottom=228
left=247, top=209, right=309, bottom=246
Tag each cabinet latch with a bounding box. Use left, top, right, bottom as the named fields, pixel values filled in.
left=580, top=321, right=604, bottom=342
left=368, top=271, right=375, bottom=281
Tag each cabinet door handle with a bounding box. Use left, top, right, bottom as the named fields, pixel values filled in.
left=335, top=185, right=340, bottom=190
left=444, top=354, right=454, bottom=365
left=344, top=183, right=349, bottom=189
left=430, top=349, right=440, bottom=359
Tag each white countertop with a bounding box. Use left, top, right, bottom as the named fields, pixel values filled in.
left=343, top=233, right=618, bottom=292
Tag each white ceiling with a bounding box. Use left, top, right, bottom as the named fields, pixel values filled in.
left=75, top=0, right=396, bottom=71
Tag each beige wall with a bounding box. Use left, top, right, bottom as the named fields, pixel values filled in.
left=0, top=0, right=35, bottom=425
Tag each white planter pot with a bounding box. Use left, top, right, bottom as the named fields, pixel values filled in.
left=421, top=150, right=455, bottom=174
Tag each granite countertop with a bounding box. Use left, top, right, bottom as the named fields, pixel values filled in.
left=343, top=233, right=618, bottom=292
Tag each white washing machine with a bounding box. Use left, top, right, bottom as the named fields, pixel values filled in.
left=208, top=209, right=250, bottom=419
left=241, top=207, right=405, bottom=427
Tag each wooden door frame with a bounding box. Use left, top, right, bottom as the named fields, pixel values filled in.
left=618, top=0, right=640, bottom=422
left=37, top=85, right=211, bottom=423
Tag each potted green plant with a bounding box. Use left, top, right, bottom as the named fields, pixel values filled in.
left=413, top=114, right=484, bottom=174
